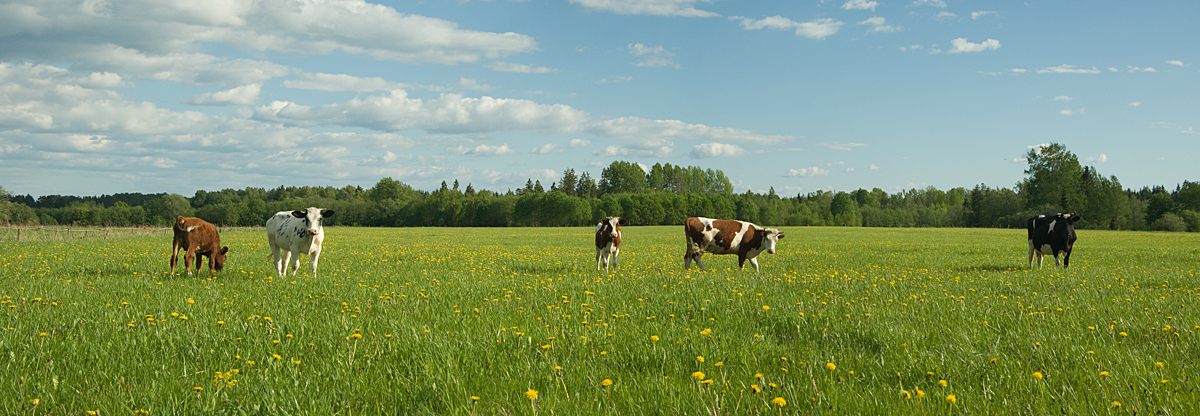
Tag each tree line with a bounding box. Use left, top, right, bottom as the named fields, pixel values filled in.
left=1, top=144, right=1197, bottom=231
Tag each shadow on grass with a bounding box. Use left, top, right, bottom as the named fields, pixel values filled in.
left=955, top=264, right=1020, bottom=273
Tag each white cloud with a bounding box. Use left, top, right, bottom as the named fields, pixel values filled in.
left=869, top=164, right=880, bottom=170
left=585, top=117, right=798, bottom=145
left=934, top=11, right=957, bottom=21
left=1011, top=157, right=1027, bottom=163
left=451, top=77, right=497, bottom=91
left=1166, top=60, right=1184, bottom=67
left=596, top=76, right=634, bottom=84
left=629, top=43, right=679, bottom=68
left=900, top=44, right=924, bottom=51
left=450, top=143, right=515, bottom=157
left=1129, top=101, right=1142, bottom=107
left=1011, top=68, right=1027, bottom=73
left=948, top=38, right=1001, bottom=54
left=845, top=167, right=855, bottom=172
left=75, top=72, right=129, bottom=89
left=1108, top=67, right=1119, bottom=72
left=1182, top=127, right=1196, bottom=135
left=569, top=0, right=720, bottom=17
left=818, top=142, right=867, bottom=151
left=1127, top=66, right=1156, bottom=73
left=1053, top=96, right=1074, bottom=101
left=1036, top=65, right=1101, bottom=74
left=736, top=16, right=844, bottom=40
left=1150, top=122, right=1171, bottom=129
left=284, top=72, right=412, bottom=92
left=842, top=0, right=879, bottom=11
left=859, top=17, right=903, bottom=33
left=188, top=83, right=262, bottom=106
left=912, top=0, right=948, bottom=8
left=569, top=138, right=591, bottom=147
left=1059, top=109, right=1074, bottom=115
left=971, top=11, right=998, bottom=19
left=485, top=61, right=557, bottom=74
left=531, top=143, right=565, bottom=154
left=1085, top=154, right=1107, bottom=163
left=689, top=142, right=746, bottom=158
left=594, top=145, right=672, bottom=157
left=784, top=167, right=829, bottom=177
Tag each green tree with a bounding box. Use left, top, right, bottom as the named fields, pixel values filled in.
left=1020, top=143, right=1084, bottom=212
left=556, top=169, right=578, bottom=196
left=1145, top=192, right=1174, bottom=225
left=598, top=161, right=647, bottom=195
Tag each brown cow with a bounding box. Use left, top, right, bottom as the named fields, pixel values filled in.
left=595, top=216, right=628, bottom=271
left=170, top=216, right=228, bottom=275
left=684, top=217, right=784, bottom=272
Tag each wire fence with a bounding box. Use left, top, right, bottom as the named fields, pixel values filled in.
left=0, top=226, right=172, bottom=242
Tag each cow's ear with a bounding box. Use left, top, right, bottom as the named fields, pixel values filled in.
left=220, top=246, right=229, bottom=255
left=291, top=210, right=306, bottom=218
left=1069, top=213, right=1081, bottom=223
left=617, top=218, right=628, bottom=226
left=776, top=232, right=785, bottom=240
left=322, top=210, right=335, bottom=218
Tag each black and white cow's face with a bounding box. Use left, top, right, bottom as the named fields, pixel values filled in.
left=290, top=207, right=335, bottom=235
left=598, top=217, right=627, bottom=239
left=760, top=228, right=785, bottom=254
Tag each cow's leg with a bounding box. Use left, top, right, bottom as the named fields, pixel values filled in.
left=610, top=248, right=619, bottom=270
left=1036, top=252, right=1044, bottom=269
left=693, top=254, right=706, bottom=272
left=288, top=248, right=302, bottom=276
left=749, top=257, right=760, bottom=272
left=309, top=247, right=321, bottom=277
left=596, top=248, right=603, bottom=271
left=1027, top=241, right=1035, bottom=269
left=1052, top=252, right=1061, bottom=267
left=170, top=242, right=180, bottom=274
left=184, top=247, right=196, bottom=276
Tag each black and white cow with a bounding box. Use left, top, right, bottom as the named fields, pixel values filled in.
left=684, top=217, right=784, bottom=272
left=1027, top=212, right=1080, bottom=268
left=595, top=216, right=627, bottom=271
left=266, top=207, right=334, bottom=277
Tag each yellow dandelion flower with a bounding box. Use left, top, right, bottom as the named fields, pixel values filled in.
left=525, top=389, right=538, bottom=401
left=1100, top=371, right=1109, bottom=377
left=751, top=384, right=762, bottom=393
left=187, top=298, right=194, bottom=304
left=700, top=379, right=713, bottom=384
left=945, top=395, right=957, bottom=404
left=825, top=363, right=836, bottom=371
left=700, top=328, right=712, bottom=336
left=754, top=373, right=764, bottom=379
left=272, top=354, right=282, bottom=360
left=715, top=361, right=724, bottom=367
left=938, top=379, right=948, bottom=387
left=1032, top=372, right=1043, bottom=380
left=247, top=360, right=255, bottom=365
left=601, top=379, right=613, bottom=387
left=650, top=335, right=660, bottom=341
left=294, top=360, right=301, bottom=365
left=217, top=321, right=225, bottom=325
left=555, top=366, right=563, bottom=370
left=1161, top=379, right=1168, bottom=384
left=31, top=398, right=40, bottom=405
left=1119, top=332, right=1127, bottom=337
left=692, top=371, right=705, bottom=381
left=901, top=390, right=911, bottom=399
left=1112, top=401, right=1121, bottom=407
left=762, top=305, right=770, bottom=311
left=471, top=396, right=480, bottom=402
left=696, top=356, right=704, bottom=363
left=1155, top=362, right=1164, bottom=368
left=770, top=397, right=786, bottom=408
left=916, top=388, right=925, bottom=399
left=193, top=386, right=203, bottom=391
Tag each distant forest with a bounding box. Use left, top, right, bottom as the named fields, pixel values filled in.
left=2, top=143, right=1197, bottom=232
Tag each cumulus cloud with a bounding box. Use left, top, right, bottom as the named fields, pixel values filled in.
left=284, top=72, right=413, bottom=92
left=1053, top=96, right=1074, bottom=101
left=912, top=0, right=947, bottom=8
left=451, top=77, right=497, bottom=91
left=450, top=143, right=515, bottom=157
left=735, top=16, right=844, bottom=40
left=934, top=11, right=957, bottom=21
left=569, top=0, right=720, bottom=17
left=842, top=0, right=879, bottom=11
left=689, top=142, right=746, bottom=158
left=0, top=0, right=538, bottom=84
left=485, top=61, right=557, bottom=74
left=869, top=164, right=880, bottom=170
left=188, top=83, right=262, bottom=106
left=531, top=143, right=565, bottom=154
left=1129, top=101, right=1142, bottom=107
left=948, top=38, right=1001, bottom=54
left=1036, top=65, right=1101, bottom=74
left=569, top=138, right=591, bottom=147
left=1127, top=66, right=1156, bottom=73
left=1011, top=68, right=1027, bottom=73
left=1085, top=154, right=1108, bottom=163
left=1059, top=109, right=1074, bottom=115
left=629, top=44, right=679, bottom=68
left=784, top=167, right=829, bottom=177
left=859, top=17, right=903, bottom=33
left=594, top=145, right=672, bottom=157
left=818, top=142, right=867, bottom=151
left=1166, top=60, right=1184, bottom=66
left=971, top=11, right=998, bottom=19
left=75, top=72, right=130, bottom=89
left=585, top=117, right=798, bottom=145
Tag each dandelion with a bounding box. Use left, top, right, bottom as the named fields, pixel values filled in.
left=650, top=335, right=660, bottom=341
left=762, top=305, right=770, bottom=311
left=754, top=373, right=764, bottom=379
left=1119, top=332, right=1127, bottom=337
left=31, top=398, right=40, bottom=405
left=294, top=360, right=301, bottom=365
left=525, top=389, right=538, bottom=401
left=916, top=388, right=925, bottom=399
left=1032, top=372, right=1043, bottom=380
left=715, top=361, right=724, bottom=367
left=471, top=396, right=480, bottom=402
left=1100, top=371, right=1109, bottom=377
left=692, top=371, right=705, bottom=381
left=826, top=363, right=836, bottom=371
left=1155, top=362, right=1164, bottom=368
left=555, top=366, right=563, bottom=370
left=700, top=328, right=712, bottom=336
left=193, top=386, right=204, bottom=391
left=1112, top=401, right=1121, bottom=407
left=751, top=384, right=762, bottom=393
left=939, top=380, right=948, bottom=387
left=700, top=379, right=713, bottom=384
left=273, top=354, right=282, bottom=360
left=945, top=394, right=957, bottom=404
left=901, top=390, right=912, bottom=399
left=696, top=356, right=705, bottom=363
left=601, top=379, right=613, bottom=387
left=1161, top=379, right=1168, bottom=384
left=770, top=397, right=786, bottom=408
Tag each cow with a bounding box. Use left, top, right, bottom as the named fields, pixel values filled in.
left=170, top=216, right=228, bottom=276
left=684, top=217, right=784, bottom=272
left=1027, top=212, right=1080, bottom=268
left=595, top=216, right=628, bottom=271
left=266, top=207, right=334, bottom=277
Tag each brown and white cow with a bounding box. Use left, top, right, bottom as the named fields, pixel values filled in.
left=267, top=207, right=333, bottom=277
left=595, top=216, right=628, bottom=271
left=684, top=217, right=784, bottom=272
left=170, top=216, right=228, bottom=275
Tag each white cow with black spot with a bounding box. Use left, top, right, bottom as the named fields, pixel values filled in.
left=266, top=207, right=334, bottom=277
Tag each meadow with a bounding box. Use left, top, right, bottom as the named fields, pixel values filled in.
left=2, top=226, right=1198, bottom=415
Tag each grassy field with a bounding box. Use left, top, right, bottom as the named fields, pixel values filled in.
left=2, top=226, right=1198, bottom=415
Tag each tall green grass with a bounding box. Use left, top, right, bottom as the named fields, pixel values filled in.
left=2, top=226, right=1197, bottom=415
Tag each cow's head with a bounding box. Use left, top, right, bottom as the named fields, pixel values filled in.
left=213, top=246, right=229, bottom=271
left=290, top=207, right=335, bottom=235
left=597, top=216, right=628, bottom=238
left=759, top=228, right=785, bottom=254
left=1058, top=212, right=1081, bottom=267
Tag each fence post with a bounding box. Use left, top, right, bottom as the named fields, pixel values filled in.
left=15, top=229, right=19, bottom=242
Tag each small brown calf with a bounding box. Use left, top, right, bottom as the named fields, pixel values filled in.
left=170, top=216, right=228, bottom=275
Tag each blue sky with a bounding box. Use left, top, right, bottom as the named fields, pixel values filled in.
left=1, top=0, right=1196, bottom=197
